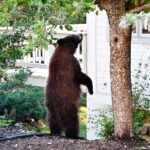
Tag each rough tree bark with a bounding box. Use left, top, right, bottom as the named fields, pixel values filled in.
left=95, top=0, right=133, bottom=137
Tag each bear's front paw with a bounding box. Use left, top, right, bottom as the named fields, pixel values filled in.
left=88, top=89, right=93, bottom=95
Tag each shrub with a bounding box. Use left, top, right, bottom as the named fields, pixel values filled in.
left=99, top=115, right=114, bottom=139
left=80, top=94, right=86, bottom=107
left=132, top=61, right=150, bottom=131
left=0, top=69, right=46, bottom=123
left=97, top=108, right=114, bottom=139
left=0, top=29, right=29, bottom=80
left=133, top=110, right=145, bottom=131
left=0, top=116, right=14, bottom=127
left=95, top=60, right=150, bottom=139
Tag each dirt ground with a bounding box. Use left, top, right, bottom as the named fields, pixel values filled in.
left=0, top=125, right=150, bottom=150
left=0, top=135, right=150, bottom=150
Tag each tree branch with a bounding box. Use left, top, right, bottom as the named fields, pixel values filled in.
left=129, top=4, right=150, bottom=13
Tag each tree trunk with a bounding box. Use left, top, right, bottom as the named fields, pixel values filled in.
left=109, top=21, right=133, bottom=138
left=96, top=0, right=134, bottom=137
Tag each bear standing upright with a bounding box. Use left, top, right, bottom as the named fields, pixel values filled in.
left=45, top=34, right=93, bottom=139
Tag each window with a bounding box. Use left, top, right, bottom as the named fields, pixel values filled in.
left=132, top=13, right=150, bottom=41
left=140, top=16, right=150, bottom=37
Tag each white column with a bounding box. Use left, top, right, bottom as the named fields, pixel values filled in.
left=86, top=10, right=112, bottom=140
left=86, top=12, right=98, bottom=140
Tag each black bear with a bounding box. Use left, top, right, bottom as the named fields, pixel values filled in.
left=45, top=34, right=93, bottom=139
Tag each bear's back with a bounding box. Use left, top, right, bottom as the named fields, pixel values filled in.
left=46, top=49, right=81, bottom=106
left=47, top=48, right=80, bottom=91
left=50, top=50, right=75, bottom=80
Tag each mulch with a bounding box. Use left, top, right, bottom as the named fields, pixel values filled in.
left=0, top=125, right=150, bottom=150
left=0, top=135, right=150, bottom=150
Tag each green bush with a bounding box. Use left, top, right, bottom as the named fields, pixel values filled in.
left=80, top=94, right=86, bottom=107
left=0, top=69, right=46, bottom=123
left=96, top=61, right=150, bottom=139
left=98, top=112, right=114, bottom=139
left=0, top=116, right=14, bottom=127
left=0, top=29, right=30, bottom=80
left=101, top=117, right=114, bottom=139
left=132, top=61, right=150, bottom=131
left=133, top=110, right=145, bottom=131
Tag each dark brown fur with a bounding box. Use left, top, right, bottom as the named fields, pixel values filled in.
left=45, top=34, right=93, bottom=139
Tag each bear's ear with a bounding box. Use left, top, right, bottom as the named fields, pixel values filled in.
left=57, top=38, right=64, bottom=45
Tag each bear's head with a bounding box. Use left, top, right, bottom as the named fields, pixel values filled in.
left=57, top=34, right=82, bottom=54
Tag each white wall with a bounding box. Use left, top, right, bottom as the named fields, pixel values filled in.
left=86, top=10, right=150, bottom=140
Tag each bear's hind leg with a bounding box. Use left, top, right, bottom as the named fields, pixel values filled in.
left=48, top=110, right=62, bottom=136
left=65, top=107, right=79, bottom=139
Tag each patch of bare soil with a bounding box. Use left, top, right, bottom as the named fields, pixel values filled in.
left=0, top=125, right=150, bottom=150
left=0, top=135, right=150, bottom=150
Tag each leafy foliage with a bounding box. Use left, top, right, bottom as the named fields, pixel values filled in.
left=0, top=0, right=95, bottom=80
left=132, top=61, right=150, bottom=109
left=132, top=60, right=150, bottom=131
left=79, top=107, right=87, bottom=138
left=80, top=94, right=87, bottom=107
left=0, top=69, right=46, bottom=122
left=99, top=60, right=150, bottom=139
left=0, top=116, right=14, bottom=127
left=0, top=28, right=29, bottom=79
left=133, top=110, right=145, bottom=131
left=98, top=114, right=114, bottom=139
left=0, top=0, right=95, bottom=50
left=94, top=107, right=114, bottom=139
left=120, top=12, right=150, bottom=28
left=120, top=0, right=150, bottom=28
left=0, top=0, right=95, bottom=27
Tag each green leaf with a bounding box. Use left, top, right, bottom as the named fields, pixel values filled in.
left=65, top=24, right=73, bottom=31
left=59, top=25, right=63, bottom=30
left=41, top=0, right=47, bottom=4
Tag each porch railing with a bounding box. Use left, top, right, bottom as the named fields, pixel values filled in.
left=17, top=24, right=87, bottom=72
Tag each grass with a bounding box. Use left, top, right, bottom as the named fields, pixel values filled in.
left=79, top=106, right=87, bottom=138
left=0, top=117, right=14, bottom=127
